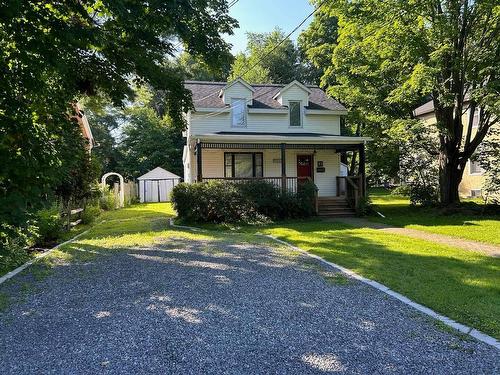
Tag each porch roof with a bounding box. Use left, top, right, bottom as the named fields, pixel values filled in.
left=195, top=132, right=371, bottom=145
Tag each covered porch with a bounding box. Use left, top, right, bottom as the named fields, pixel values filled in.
left=190, top=133, right=369, bottom=211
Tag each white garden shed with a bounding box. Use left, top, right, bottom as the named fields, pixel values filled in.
left=137, top=167, right=181, bottom=203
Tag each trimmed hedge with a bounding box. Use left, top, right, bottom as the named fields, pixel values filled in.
left=171, top=180, right=317, bottom=224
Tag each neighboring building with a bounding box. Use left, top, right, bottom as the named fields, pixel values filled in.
left=413, top=100, right=486, bottom=198
left=74, top=103, right=94, bottom=152
left=182, top=79, right=370, bottom=215
left=137, top=167, right=181, bottom=203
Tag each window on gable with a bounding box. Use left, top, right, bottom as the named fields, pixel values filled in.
left=224, top=153, right=263, bottom=178
left=231, top=98, right=247, bottom=127
left=289, top=101, right=302, bottom=127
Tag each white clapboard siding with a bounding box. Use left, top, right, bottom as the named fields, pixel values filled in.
left=222, top=81, right=254, bottom=105
left=189, top=112, right=340, bottom=136
left=277, top=85, right=309, bottom=106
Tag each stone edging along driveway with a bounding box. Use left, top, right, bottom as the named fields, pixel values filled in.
left=169, top=219, right=500, bottom=351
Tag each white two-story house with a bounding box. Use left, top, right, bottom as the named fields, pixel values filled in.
left=182, top=79, right=370, bottom=214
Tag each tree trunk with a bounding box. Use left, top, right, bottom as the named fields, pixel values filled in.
left=438, top=149, right=464, bottom=205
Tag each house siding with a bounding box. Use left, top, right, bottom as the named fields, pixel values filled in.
left=189, top=112, right=341, bottom=135
left=222, top=82, right=253, bottom=105
left=417, top=106, right=489, bottom=197
left=277, top=85, right=309, bottom=107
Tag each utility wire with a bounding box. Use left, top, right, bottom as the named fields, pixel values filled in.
left=194, top=0, right=326, bottom=117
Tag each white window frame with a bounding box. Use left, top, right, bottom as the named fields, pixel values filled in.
left=288, top=100, right=303, bottom=128
left=472, top=108, right=480, bottom=129
left=231, top=98, right=247, bottom=128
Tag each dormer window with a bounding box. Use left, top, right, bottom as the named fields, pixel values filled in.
left=231, top=98, right=247, bottom=127
left=289, top=101, right=302, bottom=127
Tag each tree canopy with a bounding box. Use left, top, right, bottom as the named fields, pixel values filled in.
left=229, top=28, right=304, bottom=84
left=0, top=0, right=237, bottom=227
left=301, top=0, right=500, bottom=203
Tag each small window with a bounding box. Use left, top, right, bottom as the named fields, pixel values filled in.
left=231, top=98, right=247, bottom=127
left=469, top=159, right=483, bottom=175
left=289, top=101, right=302, bottom=127
left=470, top=189, right=482, bottom=198
left=224, top=153, right=263, bottom=178
left=472, top=108, right=480, bottom=128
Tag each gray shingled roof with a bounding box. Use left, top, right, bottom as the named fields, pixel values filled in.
left=184, top=81, right=347, bottom=111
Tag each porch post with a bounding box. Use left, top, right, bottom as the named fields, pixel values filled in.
left=358, top=142, right=366, bottom=197
left=280, top=143, right=286, bottom=192
left=196, top=140, right=202, bottom=182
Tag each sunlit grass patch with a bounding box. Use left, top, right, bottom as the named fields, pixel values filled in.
left=369, top=188, right=500, bottom=245
left=100, top=203, right=176, bottom=222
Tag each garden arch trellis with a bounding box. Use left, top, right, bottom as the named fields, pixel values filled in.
left=101, top=172, right=125, bottom=208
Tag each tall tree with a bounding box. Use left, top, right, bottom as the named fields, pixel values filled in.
left=298, top=3, right=339, bottom=86
left=119, top=106, right=184, bottom=179
left=0, top=0, right=236, bottom=227
left=230, top=28, right=304, bottom=83
left=309, top=0, right=500, bottom=204
left=300, top=1, right=405, bottom=181
left=176, top=52, right=233, bottom=82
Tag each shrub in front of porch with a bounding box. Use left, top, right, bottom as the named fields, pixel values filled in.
left=171, top=180, right=317, bottom=224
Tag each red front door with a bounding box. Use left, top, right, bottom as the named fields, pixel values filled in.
left=297, top=155, right=313, bottom=183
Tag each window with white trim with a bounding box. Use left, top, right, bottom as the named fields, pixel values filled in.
left=231, top=98, right=247, bottom=127
left=472, top=108, right=479, bottom=128
left=224, top=153, right=263, bottom=178
left=289, top=101, right=302, bottom=127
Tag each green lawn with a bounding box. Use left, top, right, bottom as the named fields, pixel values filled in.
left=369, top=188, right=500, bottom=245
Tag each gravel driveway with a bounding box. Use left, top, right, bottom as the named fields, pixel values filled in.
left=1, top=234, right=499, bottom=374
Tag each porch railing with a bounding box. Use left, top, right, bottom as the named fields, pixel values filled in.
left=202, top=177, right=311, bottom=194
left=336, top=175, right=364, bottom=209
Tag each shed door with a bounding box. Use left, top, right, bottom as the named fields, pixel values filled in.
left=145, top=180, right=160, bottom=202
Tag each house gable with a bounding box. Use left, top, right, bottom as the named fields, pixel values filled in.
left=273, top=80, right=311, bottom=107
left=221, top=78, right=255, bottom=106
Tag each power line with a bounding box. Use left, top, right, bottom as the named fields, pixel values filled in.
left=194, top=0, right=326, bottom=117
left=234, top=0, right=324, bottom=82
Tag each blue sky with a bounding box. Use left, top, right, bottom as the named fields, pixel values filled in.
left=225, top=0, right=314, bottom=54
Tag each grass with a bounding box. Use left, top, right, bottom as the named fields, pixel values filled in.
left=233, top=220, right=500, bottom=339
left=369, top=187, right=500, bottom=245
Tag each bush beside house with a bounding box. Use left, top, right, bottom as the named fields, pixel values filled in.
left=171, top=180, right=317, bottom=224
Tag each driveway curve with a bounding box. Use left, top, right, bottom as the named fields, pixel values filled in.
left=1, top=233, right=499, bottom=374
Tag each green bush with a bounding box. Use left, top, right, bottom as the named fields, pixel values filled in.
left=33, top=205, right=64, bottom=246
left=409, top=184, right=439, bottom=207
left=0, top=223, right=33, bottom=274
left=82, top=204, right=101, bottom=224
left=235, top=180, right=282, bottom=218
left=99, top=187, right=117, bottom=211
left=171, top=181, right=258, bottom=223
left=391, top=184, right=411, bottom=196
left=171, top=180, right=317, bottom=224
